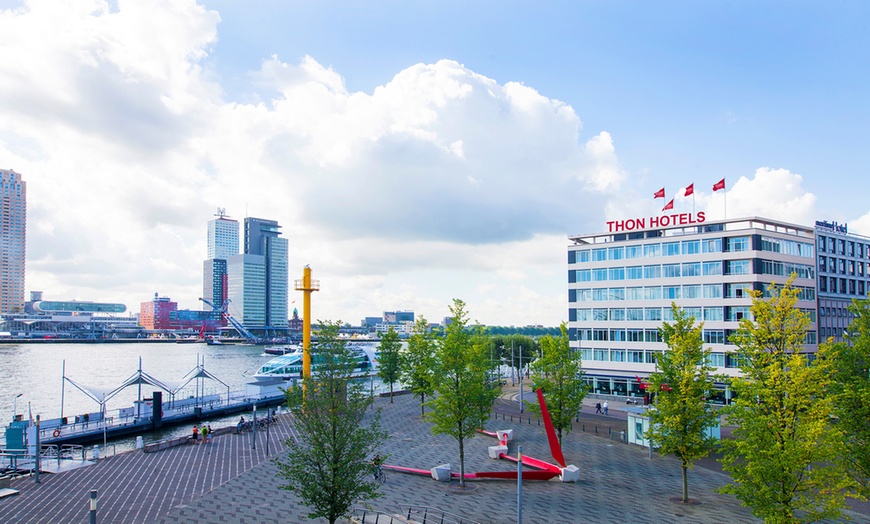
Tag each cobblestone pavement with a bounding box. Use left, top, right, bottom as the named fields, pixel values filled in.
left=2, top=389, right=868, bottom=523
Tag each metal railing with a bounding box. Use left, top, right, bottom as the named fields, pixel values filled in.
left=398, top=505, right=481, bottom=524
left=352, top=507, right=413, bottom=524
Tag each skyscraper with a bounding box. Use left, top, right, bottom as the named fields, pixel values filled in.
left=202, top=209, right=239, bottom=312
left=227, top=217, right=288, bottom=336
left=0, top=169, right=26, bottom=314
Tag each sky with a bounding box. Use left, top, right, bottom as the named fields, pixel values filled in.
left=2, top=0, right=870, bottom=327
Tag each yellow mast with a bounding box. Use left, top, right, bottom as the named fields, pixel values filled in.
left=294, top=265, right=320, bottom=378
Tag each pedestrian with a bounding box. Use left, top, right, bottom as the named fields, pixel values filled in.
left=206, top=424, right=213, bottom=444
left=595, top=402, right=602, bottom=414
left=192, top=425, right=199, bottom=443
left=201, top=424, right=209, bottom=444
left=603, top=401, right=609, bottom=416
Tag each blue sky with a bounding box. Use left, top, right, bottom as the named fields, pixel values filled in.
left=2, top=0, right=869, bottom=326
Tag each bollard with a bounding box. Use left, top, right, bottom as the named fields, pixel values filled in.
left=135, top=436, right=144, bottom=449
left=89, top=489, right=97, bottom=524
left=595, top=426, right=598, bottom=434
left=93, top=445, right=100, bottom=460
left=582, top=423, right=585, bottom=432
left=608, top=427, right=612, bottom=437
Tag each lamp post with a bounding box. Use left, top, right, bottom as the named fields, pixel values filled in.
left=12, top=393, right=22, bottom=421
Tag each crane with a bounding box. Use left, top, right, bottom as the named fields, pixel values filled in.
left=199, top=297, right=260, bottom=344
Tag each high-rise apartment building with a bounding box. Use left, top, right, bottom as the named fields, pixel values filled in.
left=202, top=209, right=239, bottom=313
left=567, top=214, right=819, bottom=403
left=0, top=169, right=26, bottom=314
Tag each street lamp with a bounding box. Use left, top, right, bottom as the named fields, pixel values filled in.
left=12, top=393, right=22, bottom=421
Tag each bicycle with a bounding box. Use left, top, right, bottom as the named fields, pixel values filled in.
left=372, top=464, right=386, bottom=484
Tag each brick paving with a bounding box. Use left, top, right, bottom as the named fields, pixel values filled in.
left=2, top=388, right=868, bottom=523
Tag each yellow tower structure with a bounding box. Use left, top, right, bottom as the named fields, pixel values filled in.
left=294, top=265, right=320, bottom=378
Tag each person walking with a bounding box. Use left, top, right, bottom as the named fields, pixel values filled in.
left=206, top=424, right=213, bottom=444
left=595, top=402, right=602, bottom=414
left=201, top=424, right=209, bottom=444
left=603, top=401, right=609, bottom=416
left=192, top=425, right=199, bottom=444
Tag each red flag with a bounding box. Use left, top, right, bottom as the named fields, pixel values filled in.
left=662, top=199, right=674, bottom=211
left=712, top=178, right=725, bottom=191
left=653, top=187, right=665, bottom=199
left=684, top=183, right=694, bottom=197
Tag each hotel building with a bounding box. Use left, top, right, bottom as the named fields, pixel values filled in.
left=0, top=169, right=26, bottom=314
left=567, top=214, right=820, bottom=403
left=202, top=209, right=239, bottom=316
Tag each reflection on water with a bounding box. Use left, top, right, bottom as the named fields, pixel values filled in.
left=0, top=342, right=390, bottom=453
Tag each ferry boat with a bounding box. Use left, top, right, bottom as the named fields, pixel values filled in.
left=254, top=343, right=378, bottom=381
left=263, top=344, right=303, bottom=356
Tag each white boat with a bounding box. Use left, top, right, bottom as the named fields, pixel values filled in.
left=254, top=343, right=378, bottom=381
left=263, top=344, right=303, bottom=356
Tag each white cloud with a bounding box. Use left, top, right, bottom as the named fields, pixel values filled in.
left=702, top=167, right=816, bottom=224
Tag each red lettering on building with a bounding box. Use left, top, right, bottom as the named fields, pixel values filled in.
left=607, top=212, right=706, bottom=232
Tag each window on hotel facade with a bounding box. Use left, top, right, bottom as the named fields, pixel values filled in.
left=683, top=285, right=702, bottom=299
left=818, top=235, right=826, bottom=252
left=849, top=261, right=856, bottom=276
left=819, top=278, right=828, bottom=292
left=628, top=350, right=644, bottom=363
left=609, top=247, right=624, bottom=260
left=645, top=349, right=662, bottom=363
left=850, top=279, right=857, bottom=295
left=839, top=239, right=846, bottom=255
left=706, top=353, right=726, bottom=368
left=645, top=308, right=662, bottom=321
left=800, top=308, right=817, bottom=322
left=645, top=330, right=663, bottom=343
left=609, top=267, right=626, bottom=280
left=839, top=259, right=846, bottom=273
left=609, top=288, right=625, bottom=300
left=830, top=256, right=837, bottom=272
left=610, top=309, right=626, bottom=321
left=592, top=248, right=607, bottom=261
left=579, top=250, right=591, bottom=263
left=702, top=238, right=722, bottom=253
left=593, top=288, right=607, bottom=301
left=663, top=242, right=680, bottom=256
left=578, top=328, right=592, bottom=340
left=627, top=266, right=643, bottom=279
left=644, top=243, right=661, bottom=258
left=593, top=308, right=608, bottom=321
left=726, top=236, right=750, bottom=252
left=848, top=242, right=855, bottom=256
left=728, top=306, right=751, bottom=321
left=819, top=257, right=827, bottom=272
left=830, top=277, right=838, bottom=293
left=627, top=308, right=644, bottom=321
left=577, top=289, right=592, bottom=301
left=702, top=261, right=722, bottom=276
left=806, top=332, right=818, bottom=345
left=610, top=349, right=626, bottom=362
left=626, top=245, right=642, bottom=259
left=576, top=309, right=591, bottom=321
left=626, top=287, right=643, bottom=301
left=627, top=329, right=644, bottom=341
left=644, top=265, right=662, bottom=279
left=593, top=329, right=609, bottom=341
left=663, top=264, right=681, bottom=278
left=593, top=268, right=608, bottom=281
left=577, top=269, right=592, bottom=281
left=663, top=307, right=675, bottom=321
left=703, top=307, right=724, bottom=321
left=682, top=262, right=701, bottom=277
left=664, top=286, right=681, bottom=299
left=644, top=286, right=662, bottom=300
left=682, top=240, right=701, bottom=255
left=594, top=349, right=609, bottom=361
left=580, top=348, right=593, bottom=361
left=683, top=307, right=702, bottom=320
left=611, top=329, right=626, bottom=341
left=860, top=281, right=866, bottom=296
left=725, top=260, right=751, bottom=275
left=703, top=284, right=723, bottom=299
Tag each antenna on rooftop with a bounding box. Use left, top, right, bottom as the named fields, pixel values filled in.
left=215, top=207, right=227, bottom=218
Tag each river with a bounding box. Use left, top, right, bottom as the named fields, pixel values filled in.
left=0, top=341, right=389, bottom=452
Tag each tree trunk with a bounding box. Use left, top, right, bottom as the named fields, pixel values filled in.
left=681, top=462, right=688, bottom=503
left=420, top=393, right=425, bottom=416
left=459, top=437, right=465, bottom=487
left=390, top=383, right=394, bottom=403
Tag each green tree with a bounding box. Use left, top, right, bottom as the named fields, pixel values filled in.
left=400, top=316, right=438, bottom=416
left=525, top=323, right=586, bottom=446
left=426, top=299, right=500, bottom=487
left=646, top=304, right=719, bottom=504
left=377, top=327, right=402, bottom=403
left=276, top=320, right=388, bottom=524
left=718, top=277, right=854, bottom=523
left=824, top=298, right=870, bottom=499
left=491, top=334, right=538, bottom=385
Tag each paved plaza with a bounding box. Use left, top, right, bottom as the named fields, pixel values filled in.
left=2, top=388, right=868, bottom=523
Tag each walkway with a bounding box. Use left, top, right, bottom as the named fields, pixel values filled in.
left=1, top=388, right=867, bottom=523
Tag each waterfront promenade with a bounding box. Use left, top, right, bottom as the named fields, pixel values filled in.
left=2, top=388, right=868, bottom=523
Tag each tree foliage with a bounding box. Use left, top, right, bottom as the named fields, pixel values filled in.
left=525, top=323, right=586, bottom=445
left=276, top=321, right=388, bottom=524
left=426, top=299, right=500, bottom=487
left=400, top=316, right=438, bottom=416
left=718, top=277, right=854, bottom=523
left=823, top=297, right=870, bottom=499
left=647, top=304, right=719, bottom=504
left=490, top=334, right=538, bottom=385
left=377, top=326, right=402, bottom=403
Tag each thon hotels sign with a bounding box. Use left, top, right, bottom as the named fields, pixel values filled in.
left=606, top=212, right=707, bottom=233
left=815, top=220, right=847, bottom=234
